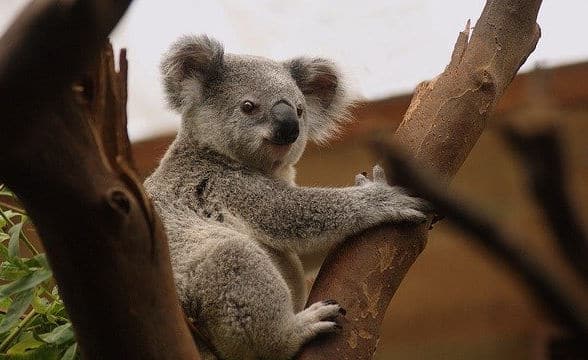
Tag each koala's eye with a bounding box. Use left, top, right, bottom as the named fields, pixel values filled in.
left=241, top=100, right=256, bottom=114
left=296, top=106, right=304, bottom=117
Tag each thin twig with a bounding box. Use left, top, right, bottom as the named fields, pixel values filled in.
left=503, top=123, right=588, bottom=284
left=375, top=140, right=588, bottom=341
left=0, top=201, right=26, bottom=215
left=0, top=310, right=38, bottom=352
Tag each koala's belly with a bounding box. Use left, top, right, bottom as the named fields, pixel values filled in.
left=259, top=245, right=307, bottom=312
left=168, top=211, right=307, bottom=313
left=215, top=216, right=308, bottom=312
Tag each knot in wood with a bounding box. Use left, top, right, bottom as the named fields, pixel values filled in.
left=474, top=69, right=496, bottom=94
left=107, top=188, right=131, bottom=215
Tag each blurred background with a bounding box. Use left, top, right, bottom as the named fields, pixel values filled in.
left=3, top=1, right=588, bottom=358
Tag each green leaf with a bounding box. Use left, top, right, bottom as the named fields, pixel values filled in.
left=51, top=286, right=59, bottom=299
left=0, top=262, right=27, bottom=281
left=24, top=254, right=50, bottom=271
left=0, top=289, right=34, bottom=334
left=7, top=222, right=24, bottom=258
left=60, top=342, right=77, bottom=360
left=39, top=323, right=74, bottom=345
left=0, top=233, right=8, bottom=242
left=31, top=293, right=49, bottom=315
left=3, top=344, right=61, bottom=359
left=0, top=296, right=12, bottom=310
left=0, top=187, right=14, bottom=198
left=46, top=299, right=65, bottom=316
left=0, top=269, right=52, bottom=299
left=6, top=332, right=44, bottom=354
left=1, top=210, right=18, bottom=221
left=0, top=245, right=8, bottom=261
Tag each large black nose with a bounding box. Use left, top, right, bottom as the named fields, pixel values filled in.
left=270, top=102, right=299, bottom=145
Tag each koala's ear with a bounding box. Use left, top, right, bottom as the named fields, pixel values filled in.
left=160, top=35, right=224, bottom=112
left=285, top=58, right=353, bottom=143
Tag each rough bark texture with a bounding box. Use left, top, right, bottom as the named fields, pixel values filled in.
left=298, top=1, right=542, bottom=358
left=0, top=1, right=199, bottom=359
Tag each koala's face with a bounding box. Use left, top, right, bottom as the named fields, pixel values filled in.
left=161, top=35, right=352, bottom=178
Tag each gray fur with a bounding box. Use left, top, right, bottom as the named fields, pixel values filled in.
left=145, top=35, right=428, bottom=360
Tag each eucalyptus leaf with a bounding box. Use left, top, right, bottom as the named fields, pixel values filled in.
left=46, top=300, right=65, bottom=317
left=7, top=222, right=24, bottom=258
left=3, top=344, right=60, bottom=359
left=31, top=294, right=49, bottom=315
left=0, top=289, right=34, bottom=334
left=0, top=262, right=27, bottom=281
left=1, top=211, right=17, bottom=220
left=0, top=245, right=8, bottom=260
left=38, top=323, right=73, bottom=345
left=0, top=187, right=14, bottom=198
left=0, top=269, right=52, bottom=299
left=6, top=332, right=44, bottom=354
left=0, top=296, right=11, bottom=310
left=24, top=254, right=50, bottom=271
left=60, top=342, right=77, bottom=360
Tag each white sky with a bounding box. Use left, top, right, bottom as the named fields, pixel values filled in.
left=2, top=1, right=587, bottom=140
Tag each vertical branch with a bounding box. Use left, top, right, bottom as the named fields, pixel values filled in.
left=0, top=1, right=200, bottom=359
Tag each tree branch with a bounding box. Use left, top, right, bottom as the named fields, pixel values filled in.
left=503, top=119, right=588, bottom=284
left=378, top=140, right=588, bottom=341
left=299, top=1, right=542, bottom=358
left=0, top=1, right=200, bottom=359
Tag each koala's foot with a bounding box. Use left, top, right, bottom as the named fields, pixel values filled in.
left=293, top=300, right=345, bottom=342
left=355, top=164, right=431, bottom=224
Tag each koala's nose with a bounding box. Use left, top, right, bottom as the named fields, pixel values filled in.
left=270, top=102, right=299, bottom=145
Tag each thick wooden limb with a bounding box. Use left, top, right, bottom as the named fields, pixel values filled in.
left=380, top=141, right=588, bottom=340
left=299, top=1, right=542, bottom=358
left=0, top=0, right=132, bottom=119
left=0, top=1, right=200, bottom=359
left=396, top=0, right=542, bottom=181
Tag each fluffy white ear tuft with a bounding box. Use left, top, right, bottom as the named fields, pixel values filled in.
left=284, top=58, right=355, bottom=144
left=160, top=35, right=224, bottom=113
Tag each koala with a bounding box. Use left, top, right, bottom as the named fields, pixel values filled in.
left=144, top=35, right=428, bottom=360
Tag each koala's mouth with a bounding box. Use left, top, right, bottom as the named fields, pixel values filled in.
left=263, top=138, right=292, bottom=156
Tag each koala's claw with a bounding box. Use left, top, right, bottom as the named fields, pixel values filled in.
left=355, top=164, right=390, bottom=187
left=355, top=173, right=369, bottom=186
left=372, top=164, right=387, bottom=183
left=295, top=300, right=344, bottom=338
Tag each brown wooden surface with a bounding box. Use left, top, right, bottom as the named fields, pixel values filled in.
left=0, top=1, right=200, bottom=359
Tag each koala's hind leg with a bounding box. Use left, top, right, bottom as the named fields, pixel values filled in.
left=187, top=235, right=343, bottom=360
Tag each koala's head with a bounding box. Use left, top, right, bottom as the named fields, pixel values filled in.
left=161, top=35, right=353, bottom=180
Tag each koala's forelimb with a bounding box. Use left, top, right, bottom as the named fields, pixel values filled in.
left=218, top=164, right=428, bottom=254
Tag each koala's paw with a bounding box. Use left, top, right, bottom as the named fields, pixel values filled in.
left=357, top=165, right=430, bottom=224
left=294, top=300, right=345, bottom=340
left=355, top=164, right=388, bottom=186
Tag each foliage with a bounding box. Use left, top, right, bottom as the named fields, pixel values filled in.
left=0, top=185, right=78, bottom=359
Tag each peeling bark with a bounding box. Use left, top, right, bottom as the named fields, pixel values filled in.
left=298, top=1, right=542, bottom=358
